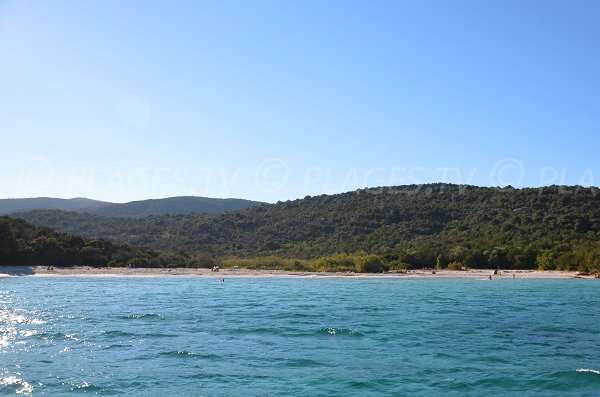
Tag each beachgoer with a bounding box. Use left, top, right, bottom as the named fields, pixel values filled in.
left=489, top=275, right=492, bottom=280
left=513, top=274, right=515, bottom=279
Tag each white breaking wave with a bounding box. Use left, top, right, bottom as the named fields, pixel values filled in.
left=0, top=375, right=34, bottom=394
left=576, top=368, right=600, bottom=375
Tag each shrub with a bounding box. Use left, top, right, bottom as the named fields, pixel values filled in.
left=221, top=256, right=314, bottom=272
left=388, top=261, right=410, bottom=272
left=447, top=261, right=466, bottom=271
left=355, top=254, right=385, bottom=273
left=127, top=257, right=150, bottom=268
left=314, top=254, right=356, bottom=272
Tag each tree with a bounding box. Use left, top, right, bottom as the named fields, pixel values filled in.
left=79, top=246, right=107, bottom=267
left=536, top=250, right=555, bottom=271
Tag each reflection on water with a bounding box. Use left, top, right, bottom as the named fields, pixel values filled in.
left=1, top=289, right=42, bottom=395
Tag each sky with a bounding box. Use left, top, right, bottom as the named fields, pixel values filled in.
left=1, top=0, right=599, bottom=203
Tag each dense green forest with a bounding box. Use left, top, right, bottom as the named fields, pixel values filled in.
left=11, top=184, right=600, bottom=272
left=0, top=217, right=201, bottom=268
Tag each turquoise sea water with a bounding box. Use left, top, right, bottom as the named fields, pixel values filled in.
left=1, top=277, right=599, bottom=396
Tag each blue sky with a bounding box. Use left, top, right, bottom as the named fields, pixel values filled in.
left=1, top=0, right=599, bottom=202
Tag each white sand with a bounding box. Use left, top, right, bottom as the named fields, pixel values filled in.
left=0, top=266, right=594, bottom=279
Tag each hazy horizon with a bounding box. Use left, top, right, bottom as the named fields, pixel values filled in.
left=1, top=181, right=599, bottom=205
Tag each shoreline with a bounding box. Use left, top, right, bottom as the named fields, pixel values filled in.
left=0, top=266, right=595, bottom=279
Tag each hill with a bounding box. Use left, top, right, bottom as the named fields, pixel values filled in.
left=92, top=196, right=263, bottom=217
left=0, top=196, right=262, bottom=217
left=12, top=184, right=600, bottom=272
left=0, top=197, right=108, bottom=215
left=0, top=217, right=195, bottom=268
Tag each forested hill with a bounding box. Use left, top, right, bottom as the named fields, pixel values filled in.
left=0, top=196, right=263, bottom=217
left=0, top=197, right=108, bottom=214
left=13, top=184, right=600, bottom=270
left=0, top=217, right=193, bottom=268
left=92, top=196, right=263, bottom=217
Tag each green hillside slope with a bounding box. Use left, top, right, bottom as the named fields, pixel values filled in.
left=0, top=217, right=194, bottom=268
left=13, top=184, right=600, bottom=271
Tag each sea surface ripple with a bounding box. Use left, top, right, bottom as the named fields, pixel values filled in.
left=1, top=277, right=599, bottom=396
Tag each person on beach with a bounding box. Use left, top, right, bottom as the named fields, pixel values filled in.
left=489, top=275, right=492, bottom=280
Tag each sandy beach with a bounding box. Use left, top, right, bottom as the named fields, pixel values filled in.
left=0, top=266, right=595, bottom=279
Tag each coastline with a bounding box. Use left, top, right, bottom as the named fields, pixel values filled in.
left=0, top=266, right=594, bottom=279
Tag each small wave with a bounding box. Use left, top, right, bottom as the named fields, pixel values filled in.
left=318, top=327, right=363, bottom=337
left=19, top=330, right=37, bottom=338
left=160, top=350, right=197, bottom=358
left=103, top=343, right=134, bottom=350
left=143, top=332, right=178, bottom=338
left=286, top=358, right=322, bottom=367
left=0, top=375, right=33, bottom=395
left=101, top=330, right=137, bottom=338
left=71, top=381, right=101, bottom=391
left=576, top=368, right=600, bottom=375
left=350, top=305, right=388, bottom=313
left=37, top=332, right=67, bottom=341
left=347, top=380, right=376, bottom=389
left=120, top=313, right=163, bottom=320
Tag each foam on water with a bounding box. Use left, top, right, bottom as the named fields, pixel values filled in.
left=576, top=368, right=600, bottom=375
left=0, top=375, right=33, bottom=394
left=318, top=327, right=363, bottom=336
left=120, top=313, right=164, bottom=320
left=159, top=350, right=197, bottom=357
left=70, top=381, right=101, bottom=392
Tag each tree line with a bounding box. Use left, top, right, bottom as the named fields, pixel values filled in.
left=0, top=217, right=211, bottom=268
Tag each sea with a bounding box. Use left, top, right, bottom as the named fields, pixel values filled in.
left=1, top=277, right=599, bottom=396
